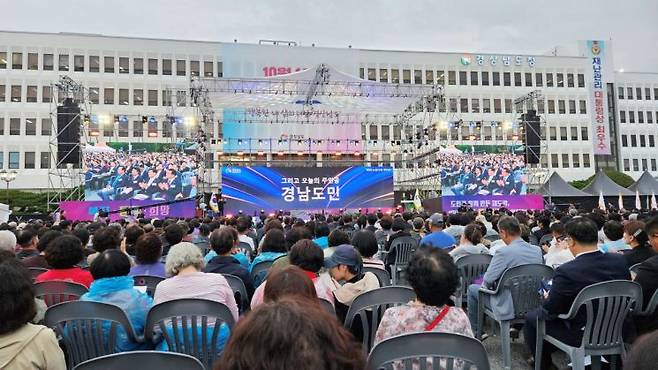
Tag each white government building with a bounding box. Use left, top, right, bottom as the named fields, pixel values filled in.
left=0, top=30, right=657, bottom=193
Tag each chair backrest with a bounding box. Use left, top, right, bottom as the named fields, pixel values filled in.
left=344, top=286, right=416, bottom=353
left=250, top=260, right=274, bottom=287
left=367, top=332, right=490, bottom=370
left=629, top=263, right=642, bottom=276
left=34, top=281, right=89, bottom=307
left=222, top=274, right=250, bottom=314
left=132, top=275, right=165, bottom=297
left=456, top=254, right=493, bottom=300
left=497, top=264, right=555, bottom=319
left=28, top=267, right=48, bottom=281
left=145, top=298, right=235, bottom=369
left=73, top=350, right=204, bottom=370
left=390, top=236, right=418, bottom=266
left=319, top=298, right=336, bottom=315
left=364, top=267, right=391, bottom=287
left=237, top=242, right=253, bottom=258
left=567, top=280, right=641, bottom=352
left=44, top=301, right=139, bottom=369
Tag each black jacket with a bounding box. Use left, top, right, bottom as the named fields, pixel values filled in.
left=633, top=255, right=658, bottom=335
left=622, top=245, right=657, bottom=268
left=203, top=256, right=255, bottom=298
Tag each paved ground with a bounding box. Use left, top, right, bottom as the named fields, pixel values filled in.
left=482, top=329, right=570, bottom=370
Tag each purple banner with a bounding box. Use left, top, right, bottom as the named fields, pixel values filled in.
left=60, top=199, right=196, bottom=221
left=441, top=195, right=544, bottom=212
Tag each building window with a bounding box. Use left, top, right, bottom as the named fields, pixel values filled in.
left=104, top=88, right=114, bottom=104
left=391, top=69, right=400, bottom=83
left=28, top=53, right=38, bottom=70
left=503, top=72, right=511, bottom=86
left=148, top=90, right=158, bottom=106
left=581, top=126, right=588, bottom=141
left=89, top=55, right=99, bottom=72
left=367, top=68, right=376, bottom=81
left=643, top=159, right=649, bottom=171
left=579, top=100, right=587, bottom=114
left=118, top=119, right=128, bottom=137
left=43, top=54, right=54, bottom=71
left=104, top=56, right=114, bottom=73
left=621, top=134, right=628, bottom=147
left=403, top=69, right=412, bottom=84
left=74, top=55, right=84, bottom=72
left=9, top=152, right=19, bottom=169
left=448, top=71, right=456, bottom=85
left=40, top=152, right=50, bottom=169
left=162, top=120, right=172, bottom=138
left=0, top=85, right=4, bottom=102
left=535, top=73, right=543, bottom=87
left=425, top=70, right=433, bottom=85
left=556, top=73, right=564, bottom=87
left=119, top=89, right=129, bottom=105
left=624, top=159, right=630, bottom=171
left=359, top=68, right=364, bottom=79
left=583, top=153, right=591, bottom=168
left=147, top=58, right=158, bottom=75
left=481, top=71, right=489, bottom=86
left=570, top=126, right=578, bottom=140
left=176, top=60, right=186, bottom=76
left=26, top=85, right=37, bottom=103
left=654, top=88, right=658, bottom=100
left=618, top=87, right=624, bottom=99
left=458, top=71, right=467, bottom=86
left=629, top=111, right=635, bottom=123
left=560, top=126, right=568, bottom=141
left=549, top=127, right=557, bottom=140
left=460, top=98, right=469, bottom=113
left=525, top=72, right=532, bottom=87
left=413, top=70, right=422, bottom=84
left=449, top=98, right=458, bottom=112
left=133, top=120, right=143, bottom=137
left=0, top=52, right=6, bottom=69
left=190, top=61, right=200, bottom=77
left=380, top=69, right=389, bottom=83
left=482, top=99, right=491, bottom=113
left=163, top=59, right=172, bottom=75
left=436, top=70, right=444, bottom=85
left=648, top=111, right=654, bottom=124
left=640, top=135, right=646, bottom=147
left=12, top=52, right=23, bottom=69
left=548, top=100, right=555, bottom=114
left=470, top=71, right=478, bottom=86
left=25, top=118, right=36, bottom=135
left=652, top=159, right=657, bottom=171
left=627, top=87, right=633, bottom=99
left=562, top=153, right=570, bottom=168
left=504, top=99, right=512, bottom=113
left=119, top=57, right=129, bottom=73
left=89, top=87, right=99, bottom=104
left=494, top=99, right=503, bottom=113
left=514, top=72, right=522, bottom=87
left=568, top=100, right=576, bottom=114
left=24, top=152, right=35, bottom=169
left=471, top=98, right=480, bottom=113
left=638, top=111, right=644, bottom=123
left=648, top=135, right=655, bottom=147
left=11, top=85, right=21, bottom=102
left=620, top=110, right=626, bottom=123
left=567, top=73, right=574, bottom=88
left=577, top=74, right=585, bottom=88
left=647, top=88, right=653, bottom=100
left=133, top=58, right=143, bottom=74
left=551, top=153, right=559, bottom=167
left=492, top=71, right=500, bottom=86
left=558, top=100, right=566, bottom=114
left=546, top=73, right=554, bottom=87
left=633, top=159, right=639, bottom=171
left=41, top=118, right=52, bottom=136
left=573, top=153, right=580, bottom=168
left=162, top=90, right=172, bottom=106
left=637, top=87, right=642, bottom=100
left=133, top=89, right=143, bottom=106
left=631, top=135, right=637, bottom=147
left=58, top=54, right=69, bottom=71
left=537, top=99, right=545, bottom=114
left=176, top=90, right=186, bottom=107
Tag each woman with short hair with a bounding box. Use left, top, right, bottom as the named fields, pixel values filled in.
left=374, top=247, right=473, bottom=345
left=129, top=233, right=166, bottom=278
left=351, top=230, right=385, bottom=270
left=36, top=235, right=93, bottom=288
left=0, top=260, right=66, bottom=370
left=81, top=249, right=152, bottom=352
left=263, top=265, right=317, bottom=303
left=449, top=223, right=490, bottom=260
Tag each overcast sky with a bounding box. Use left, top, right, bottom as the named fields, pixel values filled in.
left=3, top=0, right=657, bottom=72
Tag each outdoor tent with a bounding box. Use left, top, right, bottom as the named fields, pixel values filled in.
left=538, top=172, right=590, bottom=197
left=628, top=171, right=658, bottom=195
left=582, top=170, right=634, bottom=196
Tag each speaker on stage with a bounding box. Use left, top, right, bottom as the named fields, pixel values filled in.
left=521, top=110, right=541, bottom=164
left=57, top=98, right=81, bottom=167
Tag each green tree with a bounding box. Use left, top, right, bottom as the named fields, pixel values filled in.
left=569, top=170, right=635, bottom=190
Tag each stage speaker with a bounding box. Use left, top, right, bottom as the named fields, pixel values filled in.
left=57, top=98, right=81, bottom=167
left=521, top=110, right=541, bottom=164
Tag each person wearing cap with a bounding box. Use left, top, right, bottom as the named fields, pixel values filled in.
left=419, top=213, right=456, bottom=250
left=325, top=244, right=380, bottom=326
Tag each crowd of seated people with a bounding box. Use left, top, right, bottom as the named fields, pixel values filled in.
left=1, top=204, right=658, bottom=369
left=439, top=152, right=527, bottom=195
left=84, top=151, right=198, bottom=202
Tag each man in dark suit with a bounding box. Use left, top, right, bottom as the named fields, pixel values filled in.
left=159, top=169, right=183, bottom=201
left=633, top=217, right=658, bottom=335
left=524, top=217, right=631, bottom=370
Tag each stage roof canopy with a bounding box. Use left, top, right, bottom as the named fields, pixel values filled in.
left=582, top=170, right=634, bottom=196
left=628, top=171, right=658, bottom=195
left=538, top=172, right=591, bottom=197
left=196, top=64, right=441, bottom=114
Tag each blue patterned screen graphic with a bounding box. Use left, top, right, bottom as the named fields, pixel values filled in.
left=221, top=166, right=394, bottom=214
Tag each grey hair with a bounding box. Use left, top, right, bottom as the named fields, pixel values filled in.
left=497, top=216, right=521, bottom=236
left=0, top=230, right=17, bottom=252
left=165, top=242, right=204, bottom=276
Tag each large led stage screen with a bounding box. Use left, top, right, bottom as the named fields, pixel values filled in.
left=221, top=166, right=393, bottom=214
left=439, top=145, right=528, bottom=196
left=84, top=142, right=198, bottom=203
